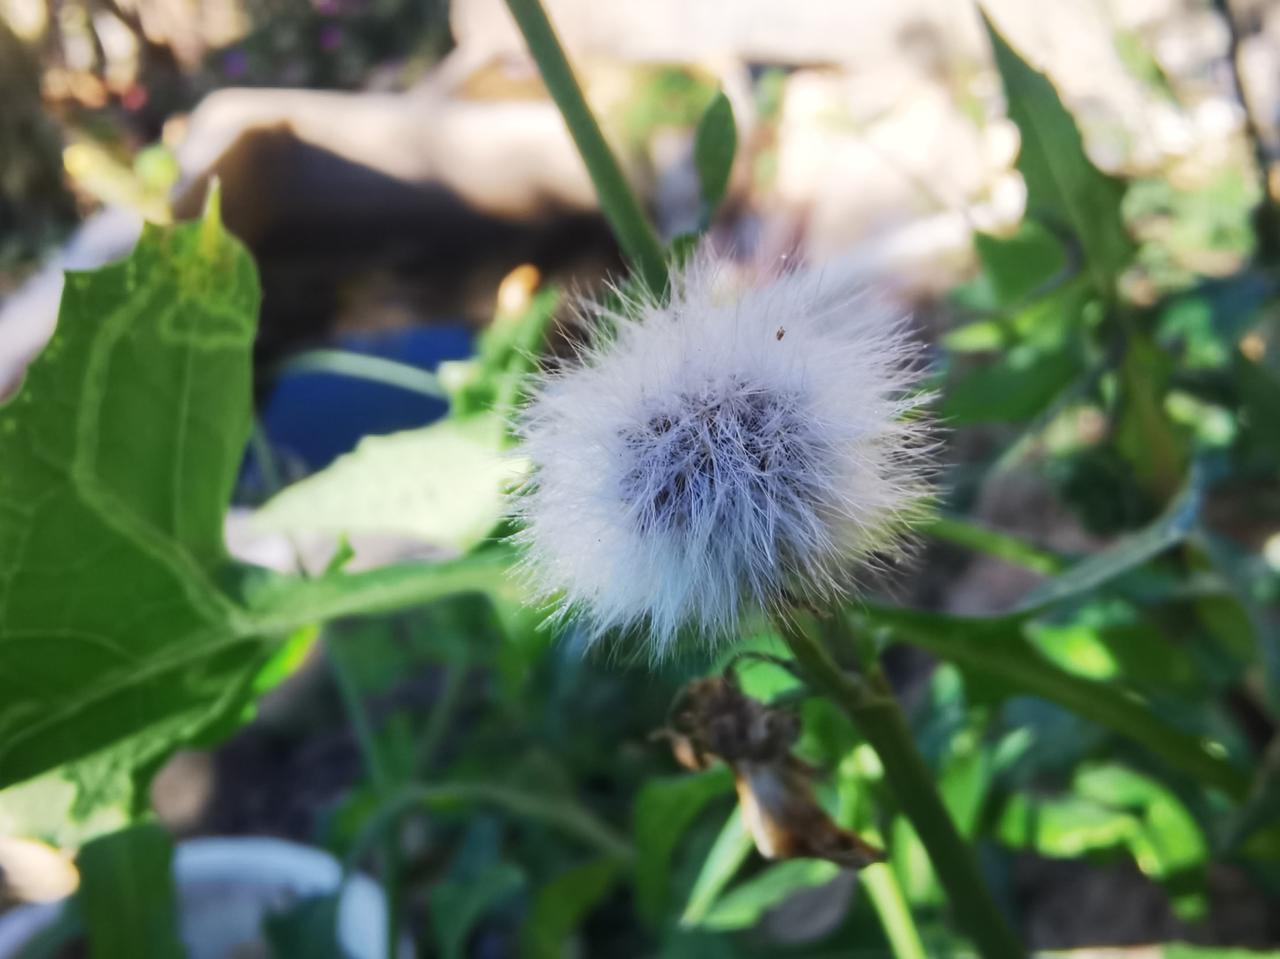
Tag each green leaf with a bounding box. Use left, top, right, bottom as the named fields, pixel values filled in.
left=1014, top=472, right=1200, bottom=612
left=973, top=221, right=1072, bottom=306
left=77, top=823, right=184, bottom=959
left=693, top=91, right=737, bottom=227
left=699, top=859, right=842, bottom=931
left=0, top=206, right=522, bottom=796
left=633, top=767, right=733, bottom=920
left=679, top=808, right=753, bottom=927
left=253, top=414, right=519, bottom=552
left=861, top=606, right=1249, bottom=800
left=430, top=862, right=525, bottom=959
left=944, top=343, right=1083, bottom=424
left=1116, top=333, right=1187, bottom=502
left=0, top=753, right=131, bottom=847
left=982, top=12, right=1133, bottom=293
left=447, top=286, right=560, bottom=419
left=0, top=207, right=271, bottom=789
left=521, top=858, right=621, bottom=959
left=999, top=763, right=1208, bottom=918
left=998, top=791, right=1140, bottom=855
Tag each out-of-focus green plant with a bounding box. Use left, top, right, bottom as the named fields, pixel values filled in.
left=3, top=1, right=1280, bottom=957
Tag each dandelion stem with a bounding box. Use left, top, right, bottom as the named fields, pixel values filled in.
left=503, top=0, right=670, bottom=297
left=779, top=614, right=1025, bottom=959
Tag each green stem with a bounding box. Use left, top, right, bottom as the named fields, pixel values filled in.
left=863, top=858, right=928, bottom=959
left=503, top=0, right=669, bottom=297
left=345, top=782, right=634, bottom=871
left=275, top=349, right=447, bottom=400
left=416, top=663, right=466, bottom=772
left=326, top=634, right=400, bottom=959
left=779, top=615, right=1025, bottom=959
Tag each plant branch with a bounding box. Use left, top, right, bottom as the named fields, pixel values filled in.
left=778, top=613, right=1025, bottom=959
left=1212, top=0, right=1280, bottom=260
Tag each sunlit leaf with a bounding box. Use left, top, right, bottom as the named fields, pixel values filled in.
left=253, top=414, right=520, bottom=552
left=861, top=605, right=1250, bottom=800
left=698, top=859, right=842, bottom=931
left=0, top=204, right=270, bottom=789
left=982, top=11, right=1133, bottom=293
left=973, top=220, right=1074, bottom=307
left=925, top=515, right=1067, bottom=577
left=679, top=809, right=753, bottom=927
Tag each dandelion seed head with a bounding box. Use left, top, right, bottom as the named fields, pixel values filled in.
left=513, top=249, right=934, bottom=657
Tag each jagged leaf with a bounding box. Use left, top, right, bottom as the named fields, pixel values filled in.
left=0, top=206, right=269, bottom=789
left=982, top=12, right=1133, bottom=292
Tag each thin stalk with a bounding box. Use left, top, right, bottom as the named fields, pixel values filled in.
left=345, top=782, right=634, bottom=871
left=326, top=634, right=400, bottom=959
left=778, top=615, right=1025, bottom=959
left=416, top=663, right=466, bottom=773
left=863, top=859, right=928, bottom=959
left=1212, top=0, right=1280, bottom=260
left=503, top=0, right=669, bottom=297
left=275, top=349, right=448, bottom=400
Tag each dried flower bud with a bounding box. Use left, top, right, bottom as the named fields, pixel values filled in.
left=513, top=250, right=933, bottom=656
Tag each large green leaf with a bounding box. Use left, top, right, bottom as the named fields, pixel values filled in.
left=0, top=205, right=269, bottom=789
left=982, top=12, right=1134, bottom=293
left=0, top=202, right=521, bottom=795
left=252, top=414, right=520, bottom=552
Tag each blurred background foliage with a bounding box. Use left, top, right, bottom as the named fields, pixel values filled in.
left=3, top=0, right=1280, bottom=956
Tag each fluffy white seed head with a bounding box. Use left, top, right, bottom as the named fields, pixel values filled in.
left=513, top=251, right=934, bottom=657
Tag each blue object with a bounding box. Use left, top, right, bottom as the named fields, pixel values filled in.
left=252, top=325, right=473, bottom=482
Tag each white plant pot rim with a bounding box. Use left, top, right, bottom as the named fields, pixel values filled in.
left=0, top=836, right=392, bottom=959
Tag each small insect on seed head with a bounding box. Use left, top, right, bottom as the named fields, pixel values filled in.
left=512, top=247, right=934, bottom=657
